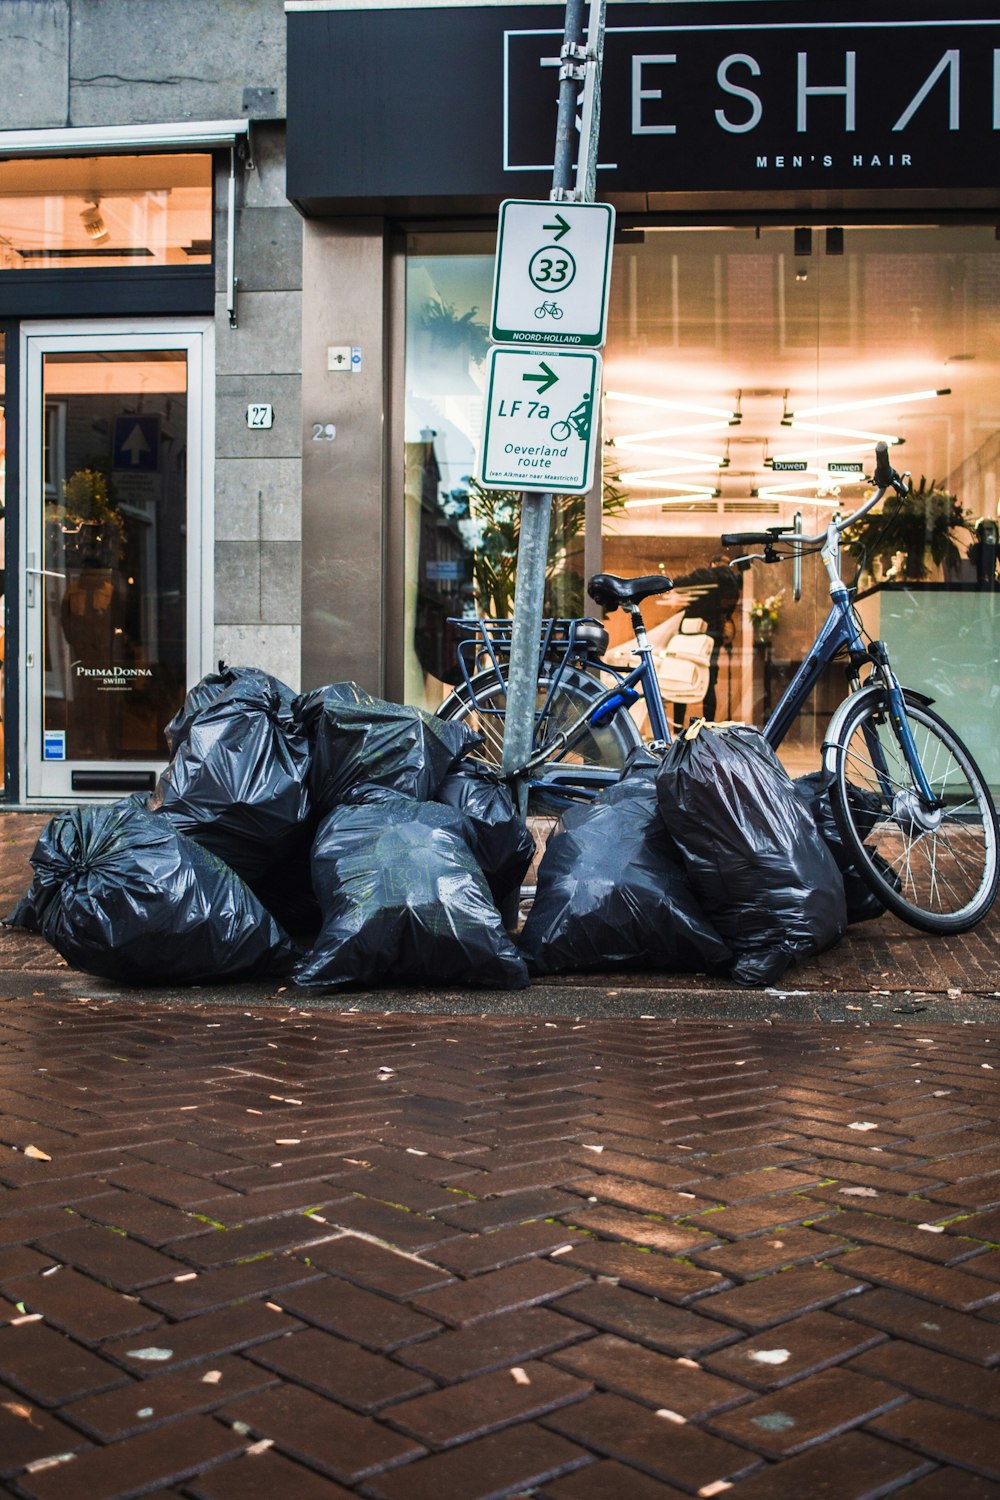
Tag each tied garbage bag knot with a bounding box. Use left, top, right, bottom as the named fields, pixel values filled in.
left=20, top=799, right=297, bottom=985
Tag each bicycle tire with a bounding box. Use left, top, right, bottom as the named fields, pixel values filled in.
left=827, top=687, right=1000, bottom=933
left=437, top=666, right=642, bottom=811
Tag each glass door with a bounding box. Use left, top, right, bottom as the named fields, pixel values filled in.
left=21, top=322, right=212, bottom=801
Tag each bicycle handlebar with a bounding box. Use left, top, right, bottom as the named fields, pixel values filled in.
left=721, top=442, right=906, bottom=553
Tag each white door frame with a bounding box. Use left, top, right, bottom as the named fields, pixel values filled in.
left=19, top=318, right=214, bottom=803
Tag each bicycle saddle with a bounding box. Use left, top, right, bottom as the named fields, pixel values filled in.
left=588, top=572, right=674, bottom=609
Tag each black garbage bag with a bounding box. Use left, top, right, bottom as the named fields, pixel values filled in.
left=294, top=690, right=480, bottom=816
left=149, top=671, right=312, bottom=886
left=435, top=759, right=535, bottom=905
left=26, top=800, right=297, bottom=984
left=295, top=789, right=529, bottom=991
left=656, top=724, right=847, bottom=987
left=518, top=760, right=731, bottom=976
left=794, top=771, right=895, bottom=924
left=4, top=888, right=43, bottom=932
left=163, top=664, right=296, bottom=757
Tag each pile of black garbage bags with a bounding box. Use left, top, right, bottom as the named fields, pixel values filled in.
left=7, top=669, right=879, bottom=991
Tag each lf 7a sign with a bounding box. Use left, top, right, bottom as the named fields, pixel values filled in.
left=478, top=348, right=602, bottom=494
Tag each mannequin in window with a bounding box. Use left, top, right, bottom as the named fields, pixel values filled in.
left=667, top=553, right=742, bottom=731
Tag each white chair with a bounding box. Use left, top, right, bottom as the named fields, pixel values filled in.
left=654, top=617, right=714, bottom=706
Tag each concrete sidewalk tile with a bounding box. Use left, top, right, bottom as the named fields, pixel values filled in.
left=886, top=1470, right=1000, bottom=1499
left=142, top=1256, right=323, bottom=1320
left=34, top=1225, right=184, bottom=1291
left=3, top=1267, right=163, bottom=1343
left=0, top=1321, right=129, bottom=1405
left=0, top=1381, right=89, bottom=1478
left=431, top=1222, right=589, bottom=1276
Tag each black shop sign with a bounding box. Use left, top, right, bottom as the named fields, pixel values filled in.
left=287, top=2, right=1000, bottom=207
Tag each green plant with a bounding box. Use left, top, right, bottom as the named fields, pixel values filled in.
left=843, top=476, right=972, bottom=581
left=749, top=591, right=784, bottom=629
left=418, top=297, right=490, bottom=363
left=462, top=462, right=626, bottom=618
left=52, top=468, right=120, bottom=529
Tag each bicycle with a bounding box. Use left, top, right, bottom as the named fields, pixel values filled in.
left=438, top=442, right=1000, bottom=934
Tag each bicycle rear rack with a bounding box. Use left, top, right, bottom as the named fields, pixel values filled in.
left=447, top=616, right=608, bottom=725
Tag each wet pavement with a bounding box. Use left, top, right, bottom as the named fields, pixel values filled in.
left=0, top=810, right=998, bottom=1498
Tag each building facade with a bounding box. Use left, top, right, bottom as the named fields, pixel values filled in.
left=2, top=0, right=998, bottom=805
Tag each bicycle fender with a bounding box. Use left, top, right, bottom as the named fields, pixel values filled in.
left=821, top=684, right=936, bottom=776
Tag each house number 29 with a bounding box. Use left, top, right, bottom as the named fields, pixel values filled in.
left=311, top=423, right=337, bottom=441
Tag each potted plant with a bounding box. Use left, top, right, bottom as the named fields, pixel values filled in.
left=50, top=468, right=125, bottom=568
left=844, top=475, right=973, bottom=583
left=749, top=590, right=783, bottom=645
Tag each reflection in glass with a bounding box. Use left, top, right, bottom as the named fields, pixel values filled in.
left=41, top=351, right=188, bottom=763
left=0, top=155, right=211, bottom=269
left=0, top=331, right=5, bottom=787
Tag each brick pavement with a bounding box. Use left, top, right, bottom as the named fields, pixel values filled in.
left=0, top=812, right=999, bottom=1496
left=1, top=999, right=999, bottom=1498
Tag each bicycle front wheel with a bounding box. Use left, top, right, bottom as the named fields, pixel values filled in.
left=828, top=688, right=999, bottom=933
left=437, top=666, right=642, bottom=808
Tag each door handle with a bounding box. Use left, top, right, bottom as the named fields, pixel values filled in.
left=25, top=559, right=66, bottom=609
left=26, top=567, right=67, bottom=579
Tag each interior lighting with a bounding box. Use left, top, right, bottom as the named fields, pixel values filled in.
left=605, top=390, right=741, bottom=422
left=616, top=446, right=728, bottom=467
left=781, top=420, right=902, bottom=444
left=80, top=200, right=109, bottom=242
left=611, top=421, right=737, bottom=443
left=624, top=485, right=720, bottom=508
left=784, top=388, right=950, bottom=421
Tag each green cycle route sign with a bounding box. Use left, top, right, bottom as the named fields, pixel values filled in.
left=478, top=347, right=602, bottom=494
left=490, top=199, right=615, bottom=348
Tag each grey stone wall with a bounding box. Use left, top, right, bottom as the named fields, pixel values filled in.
left=0, top=0, right=303, bottom=690
left=214, top=125, right=303, bottom=688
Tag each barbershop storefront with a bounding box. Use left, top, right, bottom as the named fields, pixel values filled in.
left=289, top=0, right=1000, bottom=791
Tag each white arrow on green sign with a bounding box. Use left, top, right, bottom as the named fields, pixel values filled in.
left=478, top=347, right=602, bottom=494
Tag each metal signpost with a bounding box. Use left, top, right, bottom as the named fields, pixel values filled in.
left=478, top=0, right=609, bottom=809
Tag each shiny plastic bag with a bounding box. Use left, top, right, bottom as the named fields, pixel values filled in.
left=294, top=691, right=480, bottom=816
left=519, top=761, right=731, bottom=976
left=26, top=800, right=297, bottom=984
left=150, top=670, right=312, bottom=886
left=435, top=760, right=535, bottom=905
left=656, top=724, right=846, bottom=987
left=295, top=789, right=529, bottom=991
left=793, top=771, right=891, bottom=924
left=163, top=664, right=295, bottom=758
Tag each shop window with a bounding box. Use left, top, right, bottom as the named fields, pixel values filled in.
left=0, top=154, right=211, bottom=270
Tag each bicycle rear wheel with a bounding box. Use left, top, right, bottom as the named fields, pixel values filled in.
left=828, top=688, right=999, bottom=933
left=437, top=665, right=642, bottom=812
